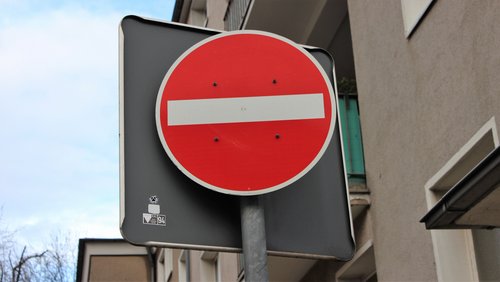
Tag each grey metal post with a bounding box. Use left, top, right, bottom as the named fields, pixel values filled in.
left=240, top=196, right=269, bottom=282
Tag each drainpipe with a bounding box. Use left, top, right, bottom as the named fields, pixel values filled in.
left=186, top=250, right=191, bottom=282
left=146, top=247, right=156, bottom=282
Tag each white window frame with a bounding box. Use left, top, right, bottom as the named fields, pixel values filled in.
left=424, top=117, right=498, bottom=282
left=178, top=250, right=188, bottom=282
left=156, top=248, right=174, bottom=282
left=401, top=0, right=435, bottom=37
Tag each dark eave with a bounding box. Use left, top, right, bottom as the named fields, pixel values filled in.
left=421, top=146, right=500, bottom=229
left=172, top=0, right=184, bottom=22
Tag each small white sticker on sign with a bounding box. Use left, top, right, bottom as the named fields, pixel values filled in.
left=143, top=213, right=166, bottom=226
left=143, top=195, right=166, bottom=226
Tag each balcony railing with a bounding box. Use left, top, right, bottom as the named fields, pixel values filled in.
left=338, top=93, right=366, bottom=185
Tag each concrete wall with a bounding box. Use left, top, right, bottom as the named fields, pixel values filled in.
left=347, top=0, right=500, bottom=281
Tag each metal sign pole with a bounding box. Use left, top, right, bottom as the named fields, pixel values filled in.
left=240, top=196, right=269, bottom=282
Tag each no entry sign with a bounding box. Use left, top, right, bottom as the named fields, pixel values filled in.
left=155, top=31, right=336, bottom=195
left=121, top=17, right=354, bottom=259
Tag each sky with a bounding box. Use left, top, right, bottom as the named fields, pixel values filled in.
left=0, top=0, right=175, bottom=251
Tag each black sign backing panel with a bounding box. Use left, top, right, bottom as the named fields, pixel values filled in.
left=264, top=44, right=354, bottom=260
left=120, top=15, right=354, bottom=260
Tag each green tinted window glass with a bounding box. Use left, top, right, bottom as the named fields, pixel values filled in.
left=338, top=95, right=365, bottom=183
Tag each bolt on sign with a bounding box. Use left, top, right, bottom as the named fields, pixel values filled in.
left=120, top=16, right=354, bottom=260
left=155, top=31, right=335, bottom=195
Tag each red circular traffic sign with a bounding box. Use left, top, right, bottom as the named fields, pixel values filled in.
left=156, top=30, right=335, bottom=195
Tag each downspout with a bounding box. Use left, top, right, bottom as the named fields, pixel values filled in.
left=146, top=247, right=156, bottom=282
left=186, top=250, right=191, bottom=282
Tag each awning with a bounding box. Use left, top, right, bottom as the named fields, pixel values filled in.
left=421, top=146, right=500, bottom=229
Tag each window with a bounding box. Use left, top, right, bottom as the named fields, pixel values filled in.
left=401, top=0, right=435, bottom=37
left=424, top=117, right=498, bottom=281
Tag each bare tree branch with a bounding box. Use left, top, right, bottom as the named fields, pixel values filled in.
left=0, top=211, right=75, bottom=282
left=12, top=246, right=47, bottom=282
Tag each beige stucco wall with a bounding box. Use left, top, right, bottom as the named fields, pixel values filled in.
left=89, top=255, right=150, bottom=282
left=207, top=0, right=229, bottom=30
left=347, top=0, right=500, bottom=281
left=218, top=252, right=239, bottom=281
left=170, top=249, right=182, bottom=282
left=186, top=0, right=229, bottom=30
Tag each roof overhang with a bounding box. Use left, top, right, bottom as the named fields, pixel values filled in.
left=243, top=0, right=347, bottom=47
left=421, top=146, right=500, bottom=229
left=172, top=0, right=192, bottom=23
left=242, top=0, right=356, bottom=78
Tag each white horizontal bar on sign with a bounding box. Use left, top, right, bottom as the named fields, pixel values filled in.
left=167, top=93, right=325, bottom=126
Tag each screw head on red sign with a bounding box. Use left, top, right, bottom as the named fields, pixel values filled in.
left=156, top=30, right=336, bottom=196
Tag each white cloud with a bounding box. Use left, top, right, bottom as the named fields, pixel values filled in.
left=0, top=7, right=124, bottom=246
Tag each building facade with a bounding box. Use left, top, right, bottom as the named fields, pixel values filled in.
left=169, top=0, right=500, bottom=281
left=79, top=1, right=500, bottom=281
